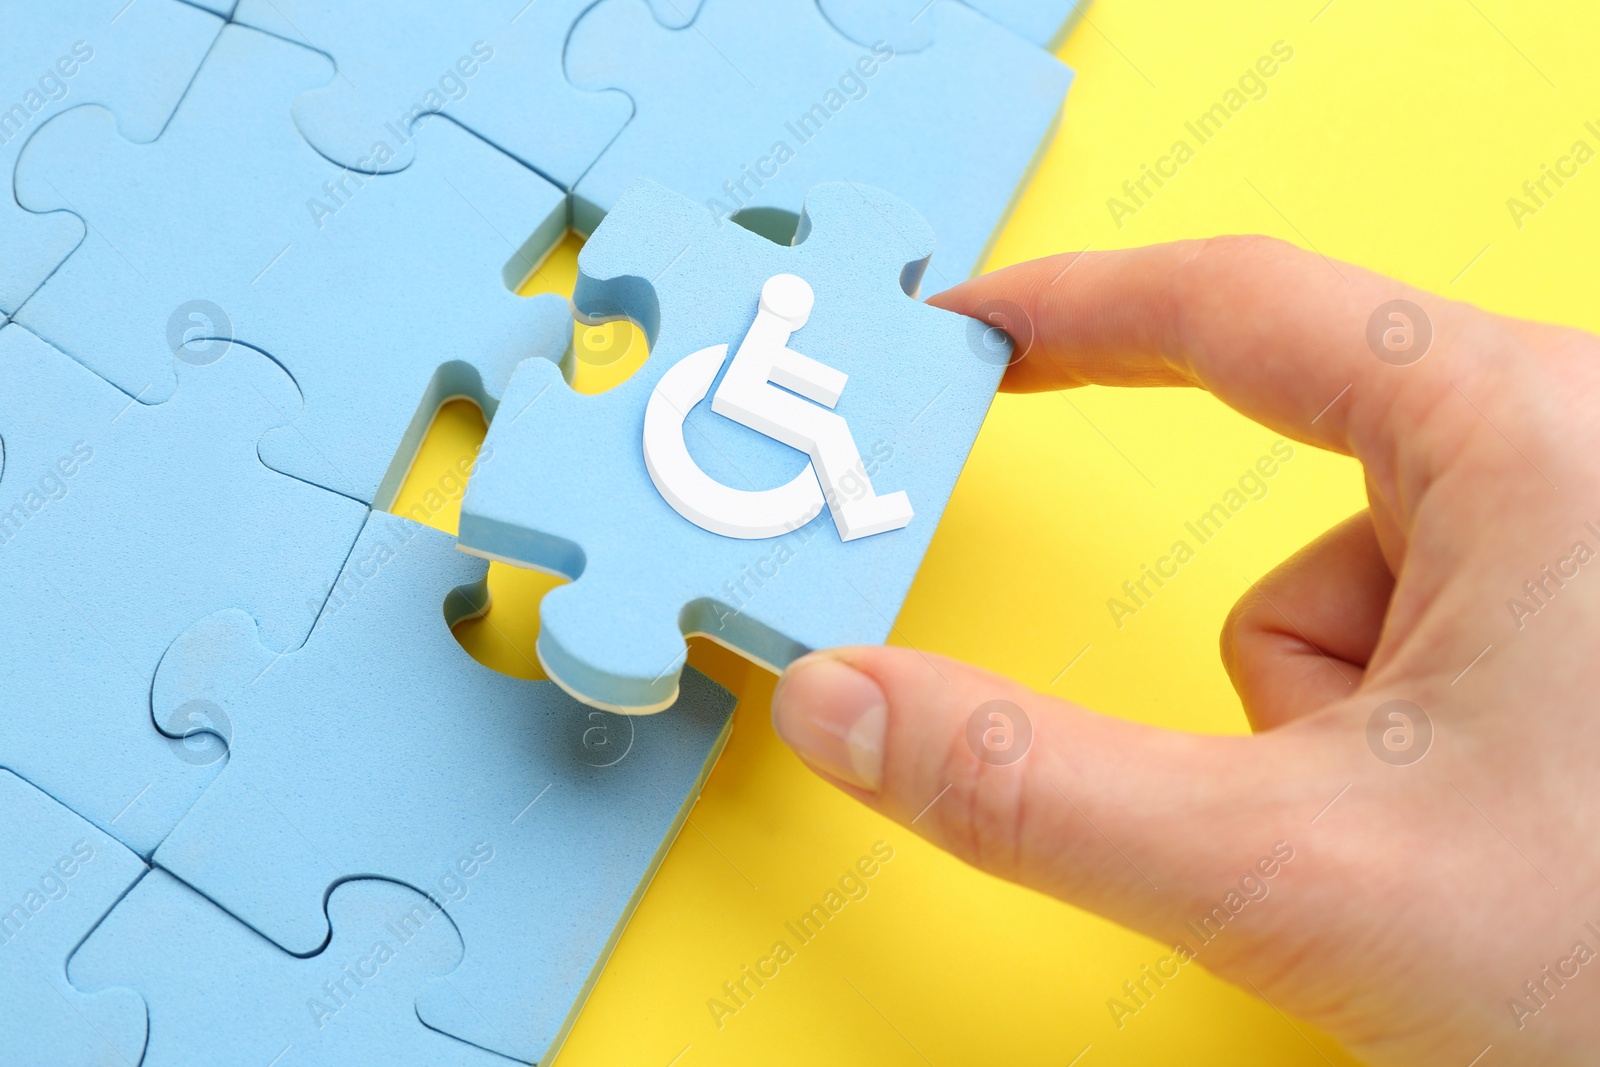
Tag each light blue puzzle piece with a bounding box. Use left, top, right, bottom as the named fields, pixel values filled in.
left=458, top=180, right=1007, bottom=712
left=150, top=510, right=736, bottom=1064
left=0, top=324, right=367, bottom=856
left=14, top=25, right=572, bottom=507
left=0, top=0, right=220, bottom=315
left=818, top=0, right=1088, bottom=52
left=72, top=873, right=512, bottom=1066
left=566, top=0, right=1071, bottom=296
left=0, top=769, right=148, bottom=1067
left=177, top=0, right=237, bottom=15
left=234, top=0, right=704, bottom=191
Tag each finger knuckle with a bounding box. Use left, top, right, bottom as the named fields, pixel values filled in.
left=930, top=728, right=1032, bottom=881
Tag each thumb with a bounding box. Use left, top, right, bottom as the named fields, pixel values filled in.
left=770, top=646, right=1326, bottom=942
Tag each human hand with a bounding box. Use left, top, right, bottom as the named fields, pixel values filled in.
left=770, top=236, right=1600, bottom=1066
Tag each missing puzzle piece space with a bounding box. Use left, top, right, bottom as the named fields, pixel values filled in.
left=70, top=873, right=511, bottom=1066
left=0, top=769, right=148, bottom=1067
left=565, top=0, right=1072, bottom=296
left=457, top=179, right=1008, bottom=714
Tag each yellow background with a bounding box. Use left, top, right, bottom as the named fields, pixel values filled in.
left=394, top=1, right=1600, bottom=1062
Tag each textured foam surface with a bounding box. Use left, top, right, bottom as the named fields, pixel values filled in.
left=71, top=873, right=511, bottom=1066
left=150, top=510, right=735, bottom=1062
left=0, top=0, right=220, bottom=315
left=14, top=25, right=571, bottom=506
left=0, top=769, right=148, bottom=1067
left=234, top=0, right=703, bottom=190
left=0, top=324, right=366, bottom=856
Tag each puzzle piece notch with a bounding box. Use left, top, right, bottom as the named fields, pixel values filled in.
left=71, top=873, right=513, bottom=1066
left=234, top=0, right=705, bottom=189
left=0, top=0, right=221, bottom=315
left=459, top=179, right=1006, bottom=712
left=14, top=25, right=572, bottom=506
left=817, top=0, right=1088, bottom=52
left=566, top=0, right=1071, bottom=296
left=0, top=769, right=148, bottom=1067
left=150, top=510, right=736, bottom=1062
left=0, top=323, right=368, bottom=856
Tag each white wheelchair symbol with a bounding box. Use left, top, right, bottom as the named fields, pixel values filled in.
left=642, top=274, right=914, bottom=542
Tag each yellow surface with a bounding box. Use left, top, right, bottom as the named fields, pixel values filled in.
left=392, top=2, right=1600, bottom=1062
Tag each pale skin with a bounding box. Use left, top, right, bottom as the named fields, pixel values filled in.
left=769, top=236, right=1600, bottom=1066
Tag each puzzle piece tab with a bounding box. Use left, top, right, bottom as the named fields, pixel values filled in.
left=458, top=180, right=1007, bottom=712
left=566, top=0, right=1071, bottom=295
left=234, top=0, right=704, bottom=191
left=0, top=0, right=220, bottom=315
left=0, top=324, right=367, bottom=856
left=818, top=0, right=1088, bottom=52
left=14, top=25, right=571, bottom=507
left=71, top=873, right=509, bottom=1066
left=1, top=769, right=148, bottom=1067
left=151, top=510, right=736, bottom=1063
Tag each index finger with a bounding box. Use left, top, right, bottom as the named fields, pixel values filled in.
left=928, top=235, right=1484, bottom=461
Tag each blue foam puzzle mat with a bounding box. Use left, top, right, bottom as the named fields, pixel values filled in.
left=0, top=768, right=148, bottom=1067
left=0, top=323, right=367, bottom=856
left=150, top=510, right=736, bottom=1063
left=0, top=0, right=220, bottom=315
left=819, top=0, right=1088, bottom=52
left=177, top=0, right=237, bottom=15
left=72, top=873, right=512, bottom=1066
left=566, top=0, right=1071, bottom=296
left=14, top=25, right=572, bottom=507
left=457, top=179, right=1007, bottom=712
left=234, top=0, right=704, bottom=191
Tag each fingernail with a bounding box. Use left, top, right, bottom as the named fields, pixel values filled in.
left=771, top=655, right=887, bottom=792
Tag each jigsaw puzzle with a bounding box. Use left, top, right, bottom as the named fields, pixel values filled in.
left=234, top=0, right=704, bottom=191
left=0, top=0, right=220, bottom=316
left=566, top=0, right=1072, bottom=295
left=13, top=25, right=572, bottom=507
left=149, top=510, right=736, bottom=1063
left=458, top=179, right=1008, bottom=712
left=0, top=323, right=367, bottom=856
left=818, top=0, right=1088, bottom=52
left=71, top=874, right=511, bottom=1066
left=0, top=769, right=148, bottom=1067
left=0, top=0, right=1085, bottom=1055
